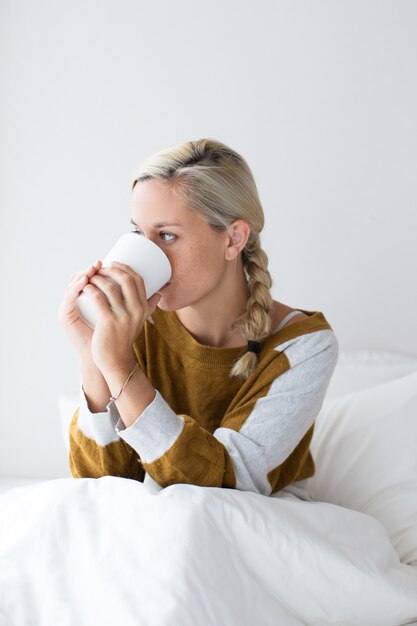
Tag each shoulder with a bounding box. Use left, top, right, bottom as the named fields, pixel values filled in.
left=264, top=302, right=339, bottom=370
left=270, top=300, right=309, bottom=332
left=249, top=328, right=339, bottom=400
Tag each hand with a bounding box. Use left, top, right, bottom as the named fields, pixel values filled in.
left=82, top=261, right=161, bottom=377
left=58, top=260, right=103, bottom=357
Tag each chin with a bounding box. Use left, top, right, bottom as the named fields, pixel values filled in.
left=156, top=286, right=206, bottom=312
left=156, top=297, right=177, bottom=312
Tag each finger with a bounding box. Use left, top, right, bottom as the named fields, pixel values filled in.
left=88, top=274, right=125, bottom=309
left=71, top=274, right=89, bottom=295
left=99, top=262, right=142, bottom=287
left=69, top=270, right=86, bottom=284
left=69, top=261, right=102, bottom=285
left=98, top=261, right=136, bottom=277
left=83, top=260, right=102, bottom=279
left=60, top=274, right=89, bottom=317
left=81, top=283, right=113, bottom=319
left=65, top=274, right=88, bottom=308
left=147, top=293, right=162, bottom=317
left=65, top=273, right=88, bottom=300
left=98, top=266, right=147, bottom=315
left=105, top=262, right=145, bottom=296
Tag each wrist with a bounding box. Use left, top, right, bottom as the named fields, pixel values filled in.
left=95, top=348, right=137, bottom=380
left=79, top=347, right=96, bottom=366
left=103, top=359, right=140, bottom=398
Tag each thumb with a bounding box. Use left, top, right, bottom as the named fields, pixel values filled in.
left=147, top=292, right=162, bottom=316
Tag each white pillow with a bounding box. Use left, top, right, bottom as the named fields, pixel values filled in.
left=305, top=369, right=417, bottom=565
left=325, top=350, right=417, bottom=398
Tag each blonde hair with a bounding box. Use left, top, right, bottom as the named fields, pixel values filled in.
left=131, top=138, right=274, bottom=380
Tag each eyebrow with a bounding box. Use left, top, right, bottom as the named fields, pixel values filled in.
left=130, top=218, right=183, bottom=228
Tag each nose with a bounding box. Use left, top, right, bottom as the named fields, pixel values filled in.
left=138, top=233, right=172, bottom=264
left=133, top=231, right=160, bottom=247
left=148, top=235, right=164, bottom=250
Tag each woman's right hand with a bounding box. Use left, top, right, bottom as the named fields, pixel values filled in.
left=58, top=260, right=103, bottom=356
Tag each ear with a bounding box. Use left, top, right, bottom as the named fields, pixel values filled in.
left=224, top=220, right=251, bottom=261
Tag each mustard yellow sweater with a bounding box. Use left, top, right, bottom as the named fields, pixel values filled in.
left=69, top=306, right=339, bottom=496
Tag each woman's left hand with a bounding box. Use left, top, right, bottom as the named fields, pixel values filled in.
left=82, top=261, right=161, bottom=378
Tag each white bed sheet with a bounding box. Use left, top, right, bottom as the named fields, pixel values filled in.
left=0, top=478, right=44, bottom=495
left=1, top=475, right=416, bottom=626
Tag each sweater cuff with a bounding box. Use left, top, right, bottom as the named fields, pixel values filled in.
left=77, top=385, right=120, bottom=446
left=115, top=390, right=184, bottom=463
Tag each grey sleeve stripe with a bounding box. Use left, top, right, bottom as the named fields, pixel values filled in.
left=213, top=429, right=273, bottom=494
left=76, top=385, right=120, bottom=446
left=214, top=330, right=339, bottom=495
left=117, top=390, right=185, bottom=463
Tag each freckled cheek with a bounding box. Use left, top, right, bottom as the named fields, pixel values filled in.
left=166, top=246, right=192, bottom=274
left=171, top=259, right=198, bottom=283
left=163, top=251, right=177, bottom=277
left=168, top=241, right=221, bottom=283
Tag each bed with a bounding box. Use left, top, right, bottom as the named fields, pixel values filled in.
left=0, top=349, right=416, bottom=626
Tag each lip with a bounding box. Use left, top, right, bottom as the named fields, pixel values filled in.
left=160, top=281, right=171, bottom=290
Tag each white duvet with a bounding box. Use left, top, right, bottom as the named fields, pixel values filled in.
left=0, top=476, right=416, bottom=626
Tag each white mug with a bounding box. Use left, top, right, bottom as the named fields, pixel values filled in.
left=76, top=232, right=172, bottom=329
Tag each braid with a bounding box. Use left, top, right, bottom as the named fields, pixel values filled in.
left=230, top=235, right=274, bottom=380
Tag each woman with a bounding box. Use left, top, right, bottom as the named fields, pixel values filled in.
left=58, top=138, right=339, bottom=497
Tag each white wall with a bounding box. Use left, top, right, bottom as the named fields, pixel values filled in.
left=1, top=0, right=416, bottom=479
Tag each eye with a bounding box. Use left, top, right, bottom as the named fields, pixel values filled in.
left=160, top=232, right=176, bottom=242
left=130, top=228, right=176, bottom=242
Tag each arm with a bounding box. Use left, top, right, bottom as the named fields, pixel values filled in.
left=69, top=352, right=146, bottom=480
left=112, top=329, right=339, bottom=495
left=79, top=350, right=112, bottom=413
left=68, top=260, right=160, bottom=480
left=68, top=383, right=146, bottom=481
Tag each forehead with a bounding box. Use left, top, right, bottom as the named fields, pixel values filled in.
left=132, top=179, right=185, bottom=213
left=131, top=179, right=202, bottom=228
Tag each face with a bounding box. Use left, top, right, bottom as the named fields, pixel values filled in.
left=131, top=179, right=241, bottom=312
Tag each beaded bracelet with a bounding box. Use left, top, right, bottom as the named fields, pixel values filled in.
left=110, top=363, right=140, bottom=402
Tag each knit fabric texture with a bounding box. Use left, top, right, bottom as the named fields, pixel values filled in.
left=69, top=306, right=339, bottom=496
